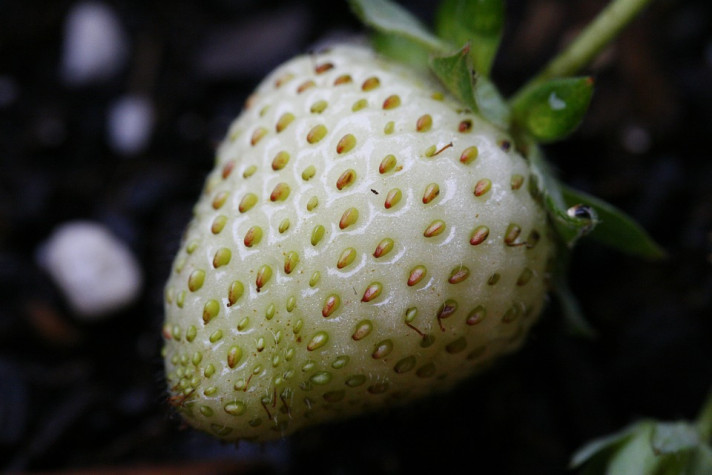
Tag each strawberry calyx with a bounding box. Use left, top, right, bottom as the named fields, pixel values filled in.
left=435, top=0, right=504, bottom=78
left=570, top=391, right=712, bottom=473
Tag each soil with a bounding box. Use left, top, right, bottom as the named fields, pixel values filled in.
left=1, top=1, right=710, bottom=474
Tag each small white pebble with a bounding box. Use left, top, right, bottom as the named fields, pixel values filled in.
left=37, top=221, right=143, bottom=319
left=62, top=1, right=128, bottom=86
left=108, top=94, right=154, bottom=155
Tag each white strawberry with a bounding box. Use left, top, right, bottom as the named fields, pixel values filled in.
left=162, top=43, right=553, bottom=441
left=162, top=0, right=663, bottom=442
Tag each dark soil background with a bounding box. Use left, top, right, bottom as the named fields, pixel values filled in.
left=1, top=0, right=711, bottom=473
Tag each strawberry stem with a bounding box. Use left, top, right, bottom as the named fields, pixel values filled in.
left=510, top=0, right=654, bottom=105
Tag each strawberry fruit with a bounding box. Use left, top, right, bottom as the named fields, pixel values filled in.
left=163, top=43, right=553, bottom=441
left=162, top=0, right=662, bottom=442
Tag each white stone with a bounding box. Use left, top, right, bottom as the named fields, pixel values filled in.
left=108, top=94, right=154, bottom=155
left=62, top=2, right=128, bottom=86
left=37, top=221, right=143, bottom=319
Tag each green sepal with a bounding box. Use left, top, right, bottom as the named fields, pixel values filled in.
left=512, top=77, right=594, bottom=143
left=435, top=0, right=505, bottom=77
left=528, top=145, right=598, bottom=248
left=348, top=0, right=450, bottom=53
left=371, top=32, right=431, bottom=69
left=429, top=45, right=479, bottom=113
left=430, top=46, right=511, bottom=127
left=473, top=73, right=510, bottom=128
left=561, top=186, right=666, bottom=260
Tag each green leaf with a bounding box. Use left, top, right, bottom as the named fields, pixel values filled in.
left=573, top=419, right=712, bottom=475
left=512, top=77, right=594, bottom=143
left=371, top=32, right=431, bottom=69
left=653, top=422, right=701, bottom=454
left=572, top=393, right=712, bottom=474
left=570, top=421, right=643, bottom=469
left=573, top=421, right=664, bottom=474
left=473, top=73, right=510, bottom=128
left=696, top=391, right=712, bottom=443
left=651, top=422, right=704, bottom=475
left=687, top=444, right=712, bottom=475
left=430, top=45, right=479, bottom=113
left=349, top=0, right=450, bottom=53
left=527, top=146, right=599, bottom=247
left=561, top=186, right=666, bottom=260
left=435, top=0, right=505, bottom=77
left=604, top=422, right=661, bottom=474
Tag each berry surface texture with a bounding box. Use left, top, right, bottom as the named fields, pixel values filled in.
left=162, top=45, right=554, bottom=441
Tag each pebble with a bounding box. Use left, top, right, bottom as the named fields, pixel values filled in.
left=61, top=2, right=128, bottom=86
left=36, top=221, right=142, bottom=319
left=107, top=94, right=154, bottom=156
